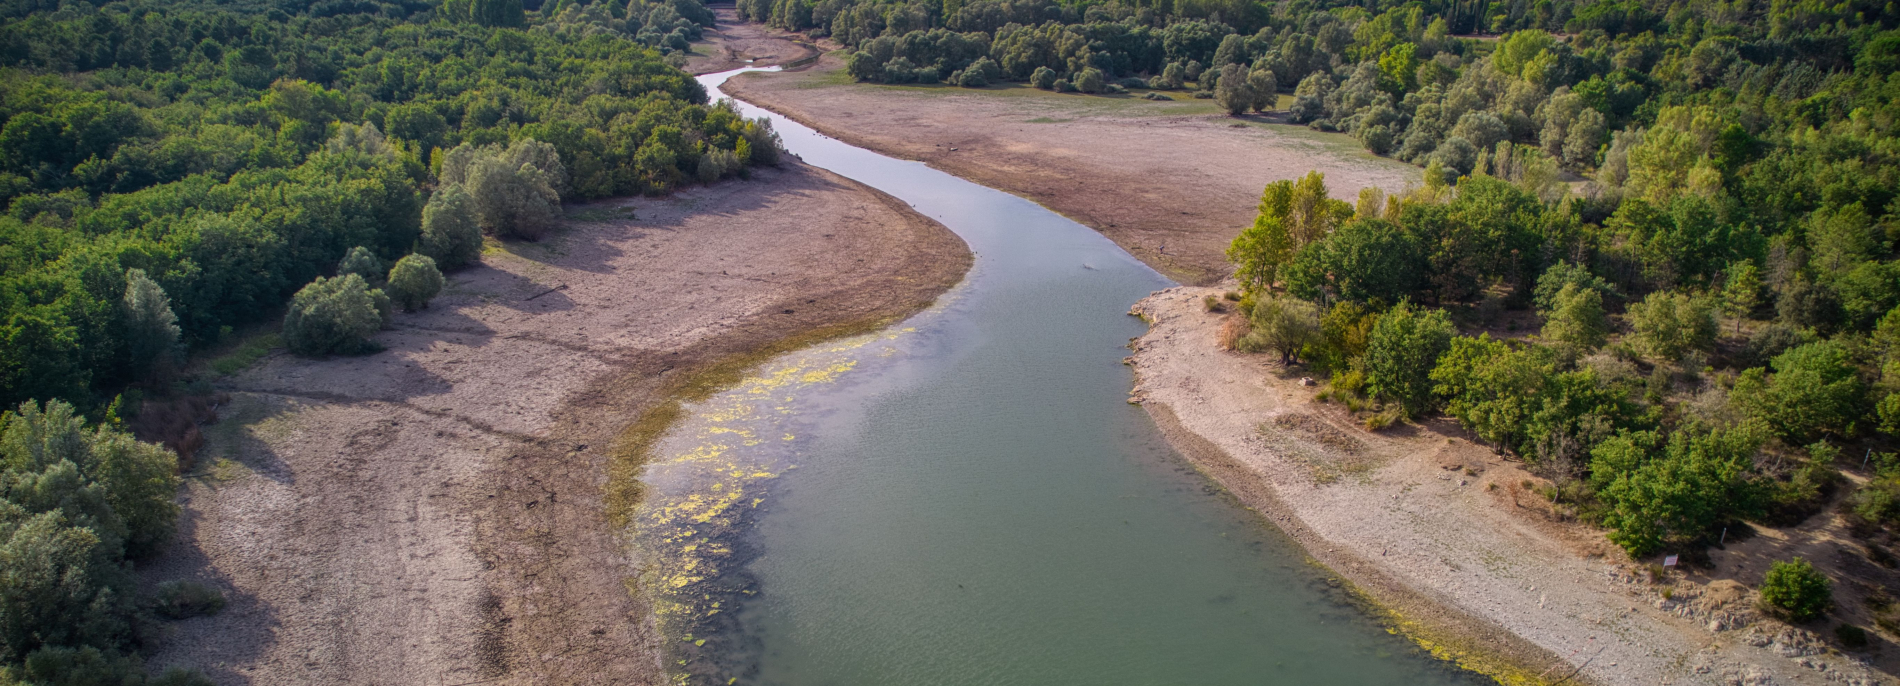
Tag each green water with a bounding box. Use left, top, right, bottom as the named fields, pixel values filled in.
left=640, top=69, right=1490, bottom=685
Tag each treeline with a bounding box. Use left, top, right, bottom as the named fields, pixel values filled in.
left=0, top=0, right=785, bottom=412
left=1226, top=163, right=1896, bottom=557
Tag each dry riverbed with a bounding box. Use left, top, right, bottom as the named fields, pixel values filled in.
left=720, top=54, right=1420, bottom=285
left=138, top=163, right=970, bottom=685
left=1131, top=286, right=1895, bottom=686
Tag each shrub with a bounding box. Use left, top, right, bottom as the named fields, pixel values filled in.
left=1241, top=296, right=1320, bottom=364
left=153, top=580, right=226, bottom=620
left=336, top=246, right=384, bottom=284
left=283, top=275, right=387, bottom=356
left=420, top=186, right=484, bottom=270
left=1075, top=68, right=1105, bottom=93
left=1760, top=558, right=1832, bottom=622
left=1031, top=66, right=1057, bottom=89
left=1541, top=283, right=1610, bottom=354
left=386, top=255, right=445, bottom=312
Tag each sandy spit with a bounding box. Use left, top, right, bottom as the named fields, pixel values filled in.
left=138, top=163, right=972, bottom=685
left=1129, top=285, right=1892, bottom=686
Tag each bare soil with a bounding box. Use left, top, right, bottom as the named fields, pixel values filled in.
left=139, top=163, right=971, bottom=685
left=684, top=11, right=823, bottom=75
left=720, top=53, right=1420, bottom=285
left=1131, top=286, right=1895, bottom=686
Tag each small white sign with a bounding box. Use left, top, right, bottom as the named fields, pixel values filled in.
left=1662, top=554, right=1679, bottom=567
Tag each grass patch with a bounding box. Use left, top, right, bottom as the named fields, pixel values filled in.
left=1025, top=116, right=1074, bottom=123
left=209, top=332, right=280, bottom=376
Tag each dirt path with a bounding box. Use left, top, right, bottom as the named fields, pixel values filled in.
left=139, top=164, right=971, bottom=685
left=1130, top=286, right=1894, bottom=686
left=719, top=54, right=1419, bottom=285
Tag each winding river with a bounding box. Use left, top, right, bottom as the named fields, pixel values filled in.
left=632, top=68, right=1491, bottom=685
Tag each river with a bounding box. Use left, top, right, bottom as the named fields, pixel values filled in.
left=629, top=67, right=1491, bottom=686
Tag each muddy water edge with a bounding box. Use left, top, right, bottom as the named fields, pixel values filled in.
left=627, top=67, right=1497, bottom=686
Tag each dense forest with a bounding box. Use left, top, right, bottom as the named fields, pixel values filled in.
left=749, top=0, right=1900, bottom=561
left=0, top=0, right=771, bottom=681
left=0, top=0, right=783, bottom=412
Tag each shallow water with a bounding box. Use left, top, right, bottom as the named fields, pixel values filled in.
left=632, top=68, right=1491, bottom=685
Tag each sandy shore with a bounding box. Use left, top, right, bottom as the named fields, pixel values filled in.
left=721, top=54, right=1419, bottom=285
left=1130, top=286, right=1893, bottom=686
left=139, top=163, right=971, bottom=685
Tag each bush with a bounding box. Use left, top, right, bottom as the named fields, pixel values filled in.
left=283, top=274, right=387, bottom=356
left=1075, top=68, right=1105, bottom=94
left=420, top=186, right=484, bottom=271
left=1240, top=296, right=1320, bottom=364
left=386, top=255, right=445, bottom=312
left=1760, top=557, right=1832, bottom=622
left=1031, top=66, right=1057, bottom=90
left=153, top=580, right=226, bottom=620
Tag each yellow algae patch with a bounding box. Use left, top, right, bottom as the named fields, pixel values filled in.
left=799, top=359, right=858, bottom=384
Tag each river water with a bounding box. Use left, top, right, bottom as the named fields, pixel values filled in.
left=630, top=68, right=1490, bottom=685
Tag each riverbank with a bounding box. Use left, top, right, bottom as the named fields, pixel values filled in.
left=718, top=53, right=1418, bottom=285
left=1130, top=286, right=1894, bottom=686
left=684, top=10, right=822, bottom=75
left=137, top=163, right=971, bottom=685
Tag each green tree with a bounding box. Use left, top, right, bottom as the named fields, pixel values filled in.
left=1590, top=425, right=1764, bottom=556
left=1759, top=558, right=1832, bottom=622
left=1247, top=70, right=1277, bottom=112
left=385, top=255, right=445, bottom=312
left=336, top=246, right=383, bottom=285
left=1283, top=218, right=1426, bottom=305
left=1365, top=303, right=1455, bottom=416
left=1541, top=283, right=1610, bottom=354
left=282, top=275, right=387, bottom=357
left=1629, top=290, right=1718, bottom=362
left=420, top=186, right=484, bottom=271
left=120, top=269, right=180, bottom=379
left=1213, top=63, right=1254, bottom=115
left=1723, top=262, right=1763, bottom=334
left=1242, top=296, right=1321, bottom=365
left=1731, top=341, right=1867, bottom=444
left=1074, top=68, right=1105, bottom=94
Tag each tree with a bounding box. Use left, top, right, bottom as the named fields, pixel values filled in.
left=1214, top=63, right=1255, bottom=116
left=1722, top=262, right=1762, bottom=334
left=1590, top=425, right=1763, bottom=556
left=420, top=186, right=483, bottom=271
left=1533, top=261, right=1617, bottom=313
left=282, top=275, right=387, bottom=356
left=1629, top=291, right=1718, bottom=362
left=1731, top=341, right=1867, bottom=444
left=1541, top=283, right=1610, bottom=354
left=121, top=269, right=180, bottom=379
left=1365, top=303, right=1455, bottom=417
left=1283, top=218, right=1426, bottom=305
left=440, top=140, right=568, bottom=240
left=336, top=246, right=383, bottom=285
left=1759, top=558, right=1832, bottom=622
left=1243, top=296, right=1320, bottom=364
left=386, top=255, right=445, bottom=312
left=1247, top=70, right=1277, bottom=112
left=1032, top=66, right=1058, bottom=90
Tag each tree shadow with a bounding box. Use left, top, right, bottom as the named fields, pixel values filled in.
left=137, top=478, right=279, bottom=682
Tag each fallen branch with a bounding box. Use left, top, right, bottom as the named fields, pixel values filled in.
left=526, top=284, right=568, bottom=301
